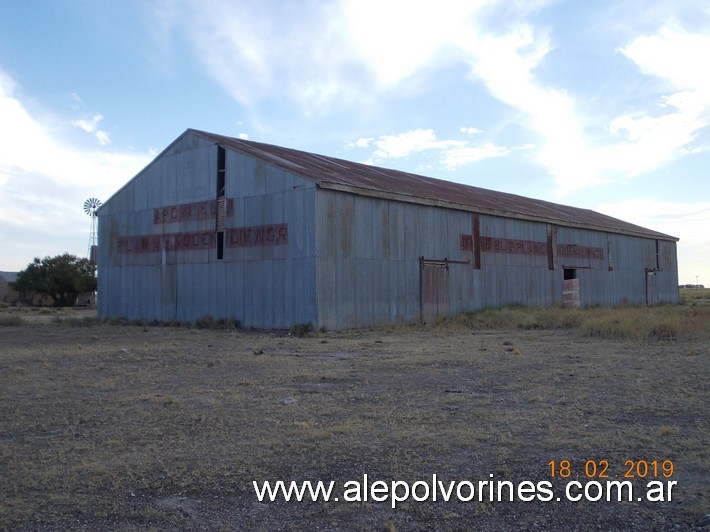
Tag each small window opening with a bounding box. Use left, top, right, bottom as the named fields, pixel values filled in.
left=217, top=145, right=226, bottom=197
left=216, top=145, right=226, bottom=261
left=217, top=231, right=224, bottom=260
left=563, top=268, right=577, bottom=280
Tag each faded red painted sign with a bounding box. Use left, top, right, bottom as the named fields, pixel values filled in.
left=153, top=199, right=234, bottom=224
left=459, top=234, right=473, bottom=252
left=481, top=236, right=548, bottom=256
left=459, top=233, right=604, bottom=260
left=226, top=224, right=288, bottom=247
left=461, top=233, right=547, bottom=255
left=117, top=231, right=216, bottom=254
left=116, top=223, right=288, bottom=254
left=557, top=244, right=604, bottom=260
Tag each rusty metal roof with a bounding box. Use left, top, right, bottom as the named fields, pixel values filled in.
left=191, top=129, right=678, bottom=241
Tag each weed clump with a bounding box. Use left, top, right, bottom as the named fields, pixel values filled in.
left=194, top=315, right=240, bottom=330
left=291, top=322, right=314, bottom=337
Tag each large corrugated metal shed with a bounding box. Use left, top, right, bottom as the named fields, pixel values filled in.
left=186, top=129, right=677, bottom=242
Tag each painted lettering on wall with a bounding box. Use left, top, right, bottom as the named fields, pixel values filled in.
left=557, top=244, right=604, bottom=260
left=116, top=223, right=288, bottom=254
left=226, top=224, right=288, bottom=247
left=481, top=236, right=548, bottom=256
left=153, top=199, right=234, bottom=224
left=117, top=232, right=216, bottom=254
left=460, top=234, right=547, bottom=255
left=459, top=234, right=604, bottom=260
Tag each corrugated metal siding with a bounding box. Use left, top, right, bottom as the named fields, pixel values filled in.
left=474, top=215, right=555, bottom=309
left=99, top=134, right=318, bottom=327
left=655, top=239, right=680, bottom=304
left=315, top=190, right=475, bottom=328
left=100, top=130, right=679, bottom=330
left=313, top=189, right=680, bottom=328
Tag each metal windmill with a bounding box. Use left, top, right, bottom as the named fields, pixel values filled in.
left=84, top=198, right=102, bottom=263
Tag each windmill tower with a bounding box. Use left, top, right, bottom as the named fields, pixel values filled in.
left=84, top=198, right=101, bottom=263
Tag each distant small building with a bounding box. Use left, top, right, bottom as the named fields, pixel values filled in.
left=97, top=129, right=680, bottom=329
left=0, top=272, right=20, bottom=305
left=0, top=269, right=94, bottom=307
left=0, top=272, right=54, bottom=306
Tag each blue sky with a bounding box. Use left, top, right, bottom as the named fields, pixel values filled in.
left=0, top=0, right=708, bottom=285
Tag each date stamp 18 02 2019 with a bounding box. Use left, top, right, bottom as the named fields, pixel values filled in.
left=548, top=459, right=674, bottom=479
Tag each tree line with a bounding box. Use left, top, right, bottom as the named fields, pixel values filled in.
left=15, top=254, right=96, bottom=307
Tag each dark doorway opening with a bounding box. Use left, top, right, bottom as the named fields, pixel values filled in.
left=216, top=231, right=224, bottom=260
left=217, top=146, right=226, bottom=197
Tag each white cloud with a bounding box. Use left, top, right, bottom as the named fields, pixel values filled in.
left=72, top=114, right=102, bottom=133
left=458, top=23, right=605, bottom=194
left=0, top=69, right=151, bottom=268
left=602, top=91, right=708, bottom=175
left=441, top=143, right=511, bottom=169
left=343, top=0, right=480, bottom=87
left=372, top=129, right=463, bottom=159
left=460, top=127, right=483, bottom=135
left=352, top=128, right=512, bottom=169
left=454, top=18, right=710, bottom=195
left=348, top=137, right=374, bottom=149
left=68, top=92, right=83, bottom=111
left=95, top=130, right=111, bottom=146
left=620, top=27, right=710, bottom=95
left=0, top=91, right=131, bottom=190
left=175, top=1, right=366, bottom=111
left=72, top=113, right=111, bottom=146
left=169, top=0, right=489, bottom=111
left=596, top=27, right=710, bottom=178
left=159, top=2, right=709, bottom=195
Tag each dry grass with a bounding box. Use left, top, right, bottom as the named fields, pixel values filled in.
left=0, top=306, right=707, bottom=530
left=0, top=315, right=24, bottom=326
left=442, top=304, right=710, bottom=342
left=681, top=287, right=710, bottom=305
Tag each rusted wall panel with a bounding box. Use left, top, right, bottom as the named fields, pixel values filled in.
left=472, top=215, right=557, bottom=309
left=99, top=133, right=318, bottom=327
left=100, top=130, right=679, bottom=328
left=315, top=190, right=474, bottom=328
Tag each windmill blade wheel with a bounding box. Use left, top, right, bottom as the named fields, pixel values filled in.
left=84, top=198, right=102, bottom=217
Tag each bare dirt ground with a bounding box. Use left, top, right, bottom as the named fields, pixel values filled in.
left=0, top=308, right=708, bottom=531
